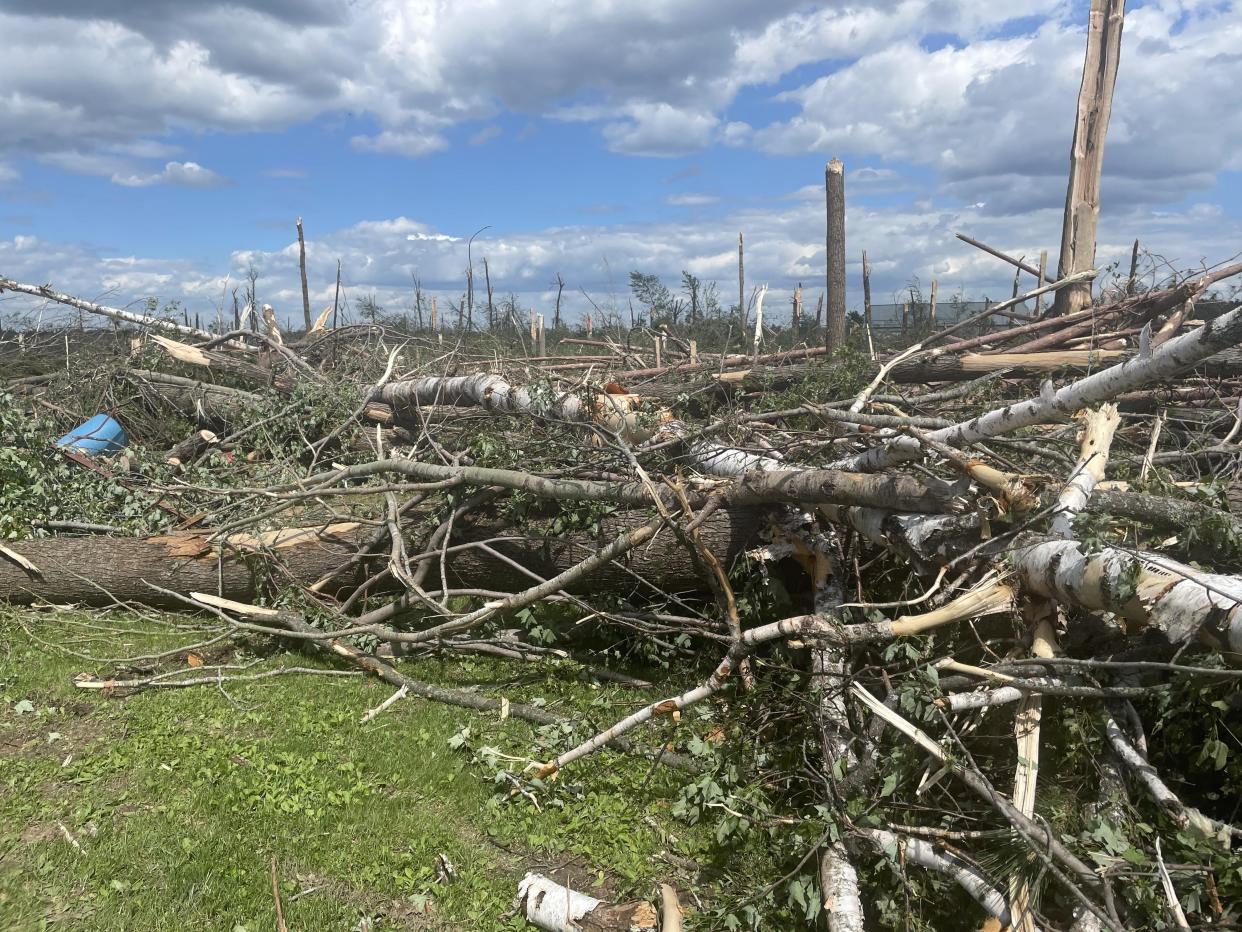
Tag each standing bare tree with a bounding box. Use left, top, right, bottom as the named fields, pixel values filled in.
left=483, top=258, right=495, bottom=330
left=1052, top=0, right=1125, bottom=317
left=825, top=159, right=847, bottom=352
left=553, top=273, right=566, bottom=330
left=737, top=232, right=746, bottom=332
left=466, top=226, right=489, bottom=331
left=296, top=217, right=312, bottom=332
left=682, top=271, right=701, bottom=325
left=245, top=265, right=260, bottom=332
left=411, top=274, right=425, bottom=330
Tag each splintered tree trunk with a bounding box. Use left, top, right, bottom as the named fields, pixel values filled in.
left=1053, top=0, right=1125, bottom=317
left=861, top=250, right=872, bottom=336
left=515, top=874, right=657, bottom=932
left=738, top=231, right=746, bottom=331
left=296, top=217, right=312, bottom=332
left=825, top=159, right=847, bottom=353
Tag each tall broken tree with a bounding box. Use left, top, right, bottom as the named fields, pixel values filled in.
left=1052, top=0, right=1126, bottom=317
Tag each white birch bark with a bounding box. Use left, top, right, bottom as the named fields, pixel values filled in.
left=514, top=873, right=657, bottom=931
left=1104, top=716, right=1240, bottom=841
left=1051, top=404, right=1119, bottom=538
left=841, top=301, right=1242, bottom=472
left=1012, top=539, right=1242, bottom=652
left=811, top=557, right=865, bottom=932
left=822, top=497, right=1242, bottom=653
left=821, top=840, right=864, bottom=932
left=859, top=829, right=1014, bottom=925
left=374, top=372, right=784, bottom=477
left=0, top=276, right=216, bottom=340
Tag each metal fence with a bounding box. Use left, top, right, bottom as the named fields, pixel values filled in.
left=866, top=300, right=1007, bottom=329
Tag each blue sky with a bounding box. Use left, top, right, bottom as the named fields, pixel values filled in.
left=1, top=0, right=1239, bottom=327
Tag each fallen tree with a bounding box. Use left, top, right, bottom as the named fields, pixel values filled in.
left=0, top=508, right=765, bottom=609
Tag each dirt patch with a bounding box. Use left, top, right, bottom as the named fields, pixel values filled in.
left=0, top=698, right=115, bottom=762
left=19, top=822, right=61, bottom=844
left=290, top=868, right=441, bottom=930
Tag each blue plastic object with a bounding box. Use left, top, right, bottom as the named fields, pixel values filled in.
left=56, top=414, right=128, bottom=455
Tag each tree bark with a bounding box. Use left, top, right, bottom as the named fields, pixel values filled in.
left=825, top=159, right=847, bottom=353
left=515, top=874, right=657, bottom=932
left=1052, top=0, right=1126, bottom=316
left=296, top=217, right=312, bottom=332
left=841, top=300, right=1242, bottom=472
left=0, top=509, right=764, bottom=610
left=0, top=277, right=215, bottom=341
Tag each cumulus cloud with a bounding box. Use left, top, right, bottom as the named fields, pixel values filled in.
left=110, top=160, right=229, bottom=188
left=1, top=0, right=1239, bottom=330
left=0, top=0, right=1105, bottom=172
left=751, top=2, right=1242, bottom=211
left=7, top=182, right=1239, bottom=331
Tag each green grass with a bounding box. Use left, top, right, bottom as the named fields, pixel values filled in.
left=0, top=610, right=710, bottom=930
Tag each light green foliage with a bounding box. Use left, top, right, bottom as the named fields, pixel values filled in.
left=0, top=394, right=167, bottom=540
left=0, top=609, right=696, bottom=931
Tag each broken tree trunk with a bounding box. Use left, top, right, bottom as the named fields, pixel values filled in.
left=514, top=874, right=657, bottom=932
left=296, top=217, right=312, bottom=333
left=1052, top=0, right=1125, bottom=317
left=0, top=277, right=217, bottom=341
left=843, top=301, right=1242, bottom=472
left=822, top=502, right=1242, bottom=654
left=0, top=509, right=764, bottom=610
left=825, top=158, right=847, bottom=353
left=165, top=429, right=219, bottom=465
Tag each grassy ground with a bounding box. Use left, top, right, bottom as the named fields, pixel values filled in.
left=0, top=608, right=712, bottom=930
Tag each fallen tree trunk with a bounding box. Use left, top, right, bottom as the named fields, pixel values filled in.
left=822, top=501, right=1242, bottom=654
left=514, top=873, right=657, bottom=931
left=0, top=508, right=764, bottom=609
left=842, top=300, right=1242, bottom=472
left=0, top=276, right=216, bottom=340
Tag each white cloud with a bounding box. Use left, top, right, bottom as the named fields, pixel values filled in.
left=598, top=104, right=720, bottom=157
left=6, top=182, right=1239, bottom=330
left=0, top=0, right=1236, bottom=213
left=0, top=163, right=18, bottom=184
left=350, top=129, right=449, bottom=158
left=751, top=3, right=1242, bottom=210
left=666, top=193, right=720, bottom=207
left=469, top=124, right=501, bottom=146
left=110, top=160, right=229, bottom=188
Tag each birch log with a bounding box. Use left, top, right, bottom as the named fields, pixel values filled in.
left=1050, top=404, right=1120, bottom=538
left=0, top=276, right=215, bottom=340
left=0, top=509, right=763, bottom=609
left=858, top=829, right=1012, bottom=924
left=1010, top=606, right=1058, bottom=932
left=821, top=502, right=1242, bottom=653
left=811, top=552, right=865, bottom=932
left=842, top=301, right=1242, bottom=473
left=1011, top=538, right=1242, bottom=652
left=514, top=874, right=657, bottom=931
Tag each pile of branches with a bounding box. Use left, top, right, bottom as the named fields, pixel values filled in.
left=3, top=262, right=1242, bottom=930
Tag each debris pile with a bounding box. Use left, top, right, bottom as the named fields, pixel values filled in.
left=3, top=252, right=1242, bottom=929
